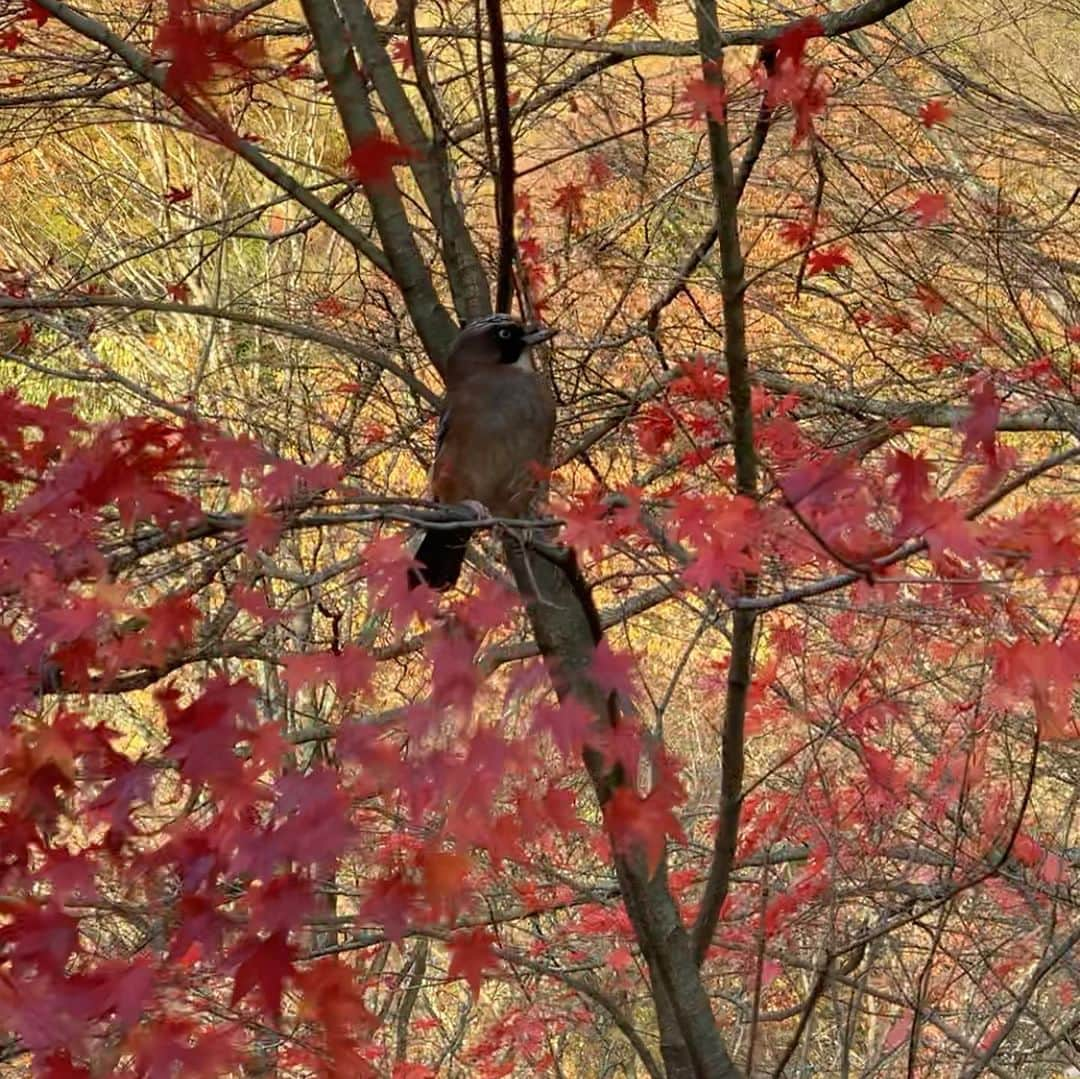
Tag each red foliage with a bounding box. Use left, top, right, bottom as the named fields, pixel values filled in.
left=756, top=18, right=829, bottom=144
left=682, top=65, right=727, bottom=124
left=607, top=0, right=658, bottom=30
left=806, top=244, right=851, bottom=275
left=910, top=190, right=949, bottom=225
left=152, top=1, right=264, bottom=96
left=345, top=133, right=418, bottom=187
left=918, top=98, right=953, bottom=127
left=552, top=181, right=587, bottom=228
left=391, top=38, right=415, bottom=71
left=448, top=928, right=499, bottom=996
left=164, top=185, right=193, bottom=204
left=19, top=2, right=50, bottom=28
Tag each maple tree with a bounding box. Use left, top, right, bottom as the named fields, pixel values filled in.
left=2, top=0, right=1080, bottom=1076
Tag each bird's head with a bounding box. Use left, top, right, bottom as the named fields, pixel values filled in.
left=446, top=314, right=556, bottom=380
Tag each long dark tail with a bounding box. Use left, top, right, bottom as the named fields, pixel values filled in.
left=408, top=527, right=474, bottom=591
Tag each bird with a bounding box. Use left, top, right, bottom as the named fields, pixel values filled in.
left=408, top=313, right=557, bottom=592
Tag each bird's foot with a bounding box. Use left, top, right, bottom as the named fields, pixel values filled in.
left=461, top=499, right=490, bottom=520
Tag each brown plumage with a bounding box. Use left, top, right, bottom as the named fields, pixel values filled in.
left=409, top=314, right=557, bottom=591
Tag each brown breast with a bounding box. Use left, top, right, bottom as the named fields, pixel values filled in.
left=432, top=366, right=555, bottom=517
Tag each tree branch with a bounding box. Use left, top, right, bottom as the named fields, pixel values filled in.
left=31, top=0, right=391, bottom=276
left=484, top=0, right=517, bottom=313
left=300, top=0, right=459, bottom=371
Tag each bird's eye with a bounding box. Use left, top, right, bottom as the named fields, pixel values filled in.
left=498, top=328, right=513, bottom=340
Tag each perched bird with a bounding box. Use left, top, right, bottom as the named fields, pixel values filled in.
left=409, top=314, right=557, bottom=591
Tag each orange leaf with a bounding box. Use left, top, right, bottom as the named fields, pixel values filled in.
left=420, top=850, right=471, bottom=917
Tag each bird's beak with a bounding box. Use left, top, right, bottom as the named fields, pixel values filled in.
left=522, top=325, right=557, bottom=345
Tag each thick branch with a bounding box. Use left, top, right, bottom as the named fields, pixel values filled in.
left=484, top=0, right=517, bottom=313
left=0, top=294, right=441, bottom=407
left=689, top=22, right=759, bottom=968
left=341, top=0, right=491, bottom=322
left=300, top=0, right=458, bottom=371
left=411, top=0, right=916, bottom=59
left=501, top=540, right=741, bottom=1079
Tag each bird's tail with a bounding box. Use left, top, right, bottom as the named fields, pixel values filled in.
left=408, top=527, right=474, bottom=591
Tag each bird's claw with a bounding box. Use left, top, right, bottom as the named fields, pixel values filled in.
left=462, top=499, right=490, bottom=520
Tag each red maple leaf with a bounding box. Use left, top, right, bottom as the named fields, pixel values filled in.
left=448, top=928, right=498, bottom=997
left=294, top=959, right=378, bottom=1071
left=877, top=310, right=914, bottom=335
left=164, top=185, right=193, bottom=204
left=552, top=181, right=587, bottom=227
left=160, top=677, right=258, bottom=789
left=559, top=487, right=614, bottom=556
left=672, top=355, right=728, bottom=401
left=260, top=457, right=340, bottom=501
left=152, top=2, right=263, bottom=96
left=531, top=697, right=594, bottom=757
left=861, top=744, right=909, bottom=808
left=682, top=67, right=727, bottom=124
left=607, top=0, right=658, bottom=30
left=280, top=645, right=375, bottom=699
left=166, top=282, right=191, bottom=302
left=359, top=873, right=418, bottom=942
left=362, top=534, right=435, bottom=628
left=910, top=191, right=949, bottom=226
left=345, top=133, right=417, bottom=187
left=918, top=98, right=953, bottom=128
left=2, top=29, right=25, bottom=51
left=19, top=2, right=49, bottom=28
left=779, top=219, right=815, bottom=247
left=313, top=295, right=346, bottom=318
left=756, top=17, right=828, bottom=145
left=603, top=785, right=686, bottom=874
left=390, top=38, right=414, bottom=71
left=420, top=849, right=472, bottom=919
left=806, top=245, right=851, bottom=276
left=38, top=1052, right=92, bottom=1078
left=915, top=283, right=946, bottom=315
left=634, top=403, right=676, bottom=454
left=141, top=591, right=200, bottom=660
left=430, top=629, right=482, bottom=713
left=0, top=900, right=78, bottom=975
left=270, top=767, right=352, bottom=868
left=229, top=931, right=295, bottom=1018
left=244, top=509, right=282, bottom=553
left=589, top=640, right=638, bottom=700
left=518, top=234, right=543, bottom=264
left=770, top=16, right=824, bottom=67
left=203, top=430, right=267, bottom=491
left=958, top=376, right=1001, bottom=462
left=586, top=152, right=614, bottom=188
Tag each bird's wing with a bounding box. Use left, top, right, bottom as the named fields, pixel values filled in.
left=435, top=406, right=451, bottom=456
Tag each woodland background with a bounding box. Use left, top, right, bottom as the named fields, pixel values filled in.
left=1, top=0, right=1080, bottom=1076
